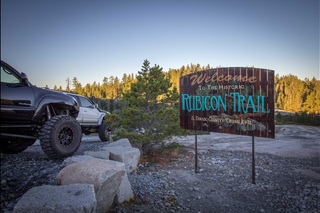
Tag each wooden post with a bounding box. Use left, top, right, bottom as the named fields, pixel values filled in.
left=252, top=132, right=256, bottom=184
left=195, top=128, right=198, bottom=173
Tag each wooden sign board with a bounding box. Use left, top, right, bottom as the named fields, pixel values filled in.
left=180, top=67, right=275, bottom=138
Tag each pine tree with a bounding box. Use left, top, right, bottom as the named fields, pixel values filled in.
left=65, top=77, right=71, bottom=92
left=113, top=59, right=180, bottom=150
left=72, top=77, right=83, bottom=94
left=276, top=75, right=305, bottom=112
left=303, top=78, right=320, bottom=114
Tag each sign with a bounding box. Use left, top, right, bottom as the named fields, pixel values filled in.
left=180, top=67, right=275, bottom=138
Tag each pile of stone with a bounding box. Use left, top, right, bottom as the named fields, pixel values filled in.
left=12, top=138, right=141, bottom=213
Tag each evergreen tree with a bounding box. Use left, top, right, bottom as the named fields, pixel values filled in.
left=121, top=73, right=135, bottom=94
left=65, top=77, right=71, bottom=92
left=83, top=83, right=92, bottom=97
left=72, top=77, right=83, bottom=94
left=303, top=78, right=320, bottom=114
left=112, top=59, right=180, bottom=150
left=276, top=75, right=305, bottom=112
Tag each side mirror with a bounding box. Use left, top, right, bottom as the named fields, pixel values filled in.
left=20, top=72, right=29, bottom=86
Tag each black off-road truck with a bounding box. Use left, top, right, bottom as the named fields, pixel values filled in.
left=0, top=60, right=82, bottom=158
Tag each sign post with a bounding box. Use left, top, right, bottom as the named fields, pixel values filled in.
left=252, top=131, right=255, bottom=184
left=179, top=67, right=275, bottom=180
left=195, top=128, right=198, bottom=173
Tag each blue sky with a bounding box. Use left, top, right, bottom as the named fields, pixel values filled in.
left=1, top=0, right=319, bottom=88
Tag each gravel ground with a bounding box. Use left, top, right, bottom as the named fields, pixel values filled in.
left=112, top=149, right=320, bottom=213
left=1, top=135, right=320, bottom=213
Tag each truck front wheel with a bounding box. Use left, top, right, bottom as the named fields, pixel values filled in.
left=98, top=122, right=110, bottom=142
left=40, top=115, right=82, bottom=158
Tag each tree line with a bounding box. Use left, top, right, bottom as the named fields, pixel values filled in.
left=52, top=63, right=320, bottom=114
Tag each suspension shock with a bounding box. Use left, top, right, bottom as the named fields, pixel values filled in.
left=46, top=105, right=52, bottom=120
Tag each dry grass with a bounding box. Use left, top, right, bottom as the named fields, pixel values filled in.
left=139, top=143, right=187, bottom=166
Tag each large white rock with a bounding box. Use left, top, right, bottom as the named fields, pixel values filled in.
left=102, top=146, right=140, bottom=173
left=56, top=159, right=125, bottom=213
left=62, top=155, right=98, bottom=166
left=116, top=172, right=134, bottom=203
left=13, top=184, right=96, bottom=213
left=84, top=150, right=110, bottom=159
left=105, top=138, right=132, bottom=148
left=63, top=152, right=134, bottom=204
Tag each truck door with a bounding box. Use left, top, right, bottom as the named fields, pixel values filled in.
left=78, top=96, right=100, bottom=124
left=0, top=64, right=36, bottom=124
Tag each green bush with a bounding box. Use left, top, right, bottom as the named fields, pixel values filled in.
left=275, top=112, right=320, bottom=126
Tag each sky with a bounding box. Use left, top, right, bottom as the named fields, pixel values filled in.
left=1, top=0, right=319, bottom=89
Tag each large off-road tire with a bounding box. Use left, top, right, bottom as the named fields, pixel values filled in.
left=39, top=115, right=82, bottom=158
left=0, top=138, right=36, bottom=154
left=98, top=122, right=110, bottom=142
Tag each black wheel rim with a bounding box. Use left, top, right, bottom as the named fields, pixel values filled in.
left=58, top=126, right=74, bottom=146
left=104, top=129, right=109, bottom=137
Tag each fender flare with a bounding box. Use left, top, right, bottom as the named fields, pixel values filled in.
left=98, top=113, right=106, bottom=125
left=32, top=95, right=79, bottom=122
